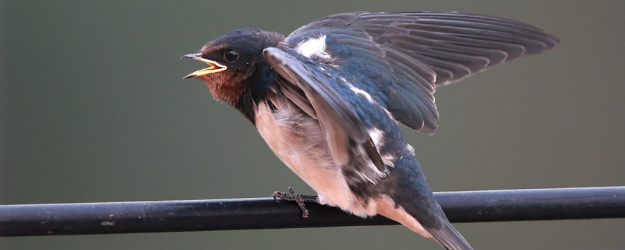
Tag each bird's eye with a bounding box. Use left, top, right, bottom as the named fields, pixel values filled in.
left=224, top=49, right=239, bottom=62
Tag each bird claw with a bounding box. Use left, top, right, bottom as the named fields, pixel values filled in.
left=272, top=187, right=318, bottom=218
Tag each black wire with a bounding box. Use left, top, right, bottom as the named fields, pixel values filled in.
left=1, top=186, right=624, bottom=237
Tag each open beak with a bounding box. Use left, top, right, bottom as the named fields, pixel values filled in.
left=181, top=53, right=227, bottom=79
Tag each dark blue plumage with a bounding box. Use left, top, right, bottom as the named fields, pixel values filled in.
left=274, top=47, right=449, bottom=234
left=182, top=11, right=559, bottom=250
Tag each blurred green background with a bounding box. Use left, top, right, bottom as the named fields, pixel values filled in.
left=1, top=1, right=624, bottom=249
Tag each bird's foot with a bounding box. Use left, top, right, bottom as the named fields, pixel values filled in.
left=272, top=187, right=319, bottom=218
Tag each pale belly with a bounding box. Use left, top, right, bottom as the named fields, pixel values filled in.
left=254, top=103, right=377, bottom=217
left=254, top=102, right=431, bottom=237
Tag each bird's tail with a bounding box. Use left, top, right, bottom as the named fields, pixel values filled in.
left=427, top=218, right=473, bottom=250
left=375, top=196, right=472, bottom=250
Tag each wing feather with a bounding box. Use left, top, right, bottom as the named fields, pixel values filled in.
left=264, top=48, right=370, bottom=165
left=285, top=11, right=558, bottom=134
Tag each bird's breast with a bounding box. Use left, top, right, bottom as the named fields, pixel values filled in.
left=254, top=100, right=377, bottom=217
left=254, top=98, right=431, bottom=237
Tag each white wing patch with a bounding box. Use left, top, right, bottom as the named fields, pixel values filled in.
left=294, top=35, right=331, bottom=60
left=369, top=128, right=396, bottom=167
left=406, top=144, right=415, bottom=155
left=349, top=84, right=374, bottom=103
left=369, top=128, right=384, bottom=147
left=381, top=153, right=396, bottom=167
left=367, top=128, right=391, bottom=180
left=359, top=171, right=376, bottom=184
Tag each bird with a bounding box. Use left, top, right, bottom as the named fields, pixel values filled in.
left=182, top=11, right=559, bottom=250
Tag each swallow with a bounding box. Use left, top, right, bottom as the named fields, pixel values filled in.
left=182, top=12, right=558, bottom=250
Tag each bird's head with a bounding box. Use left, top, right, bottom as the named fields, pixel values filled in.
left=182, top=29, right=284, bottom=106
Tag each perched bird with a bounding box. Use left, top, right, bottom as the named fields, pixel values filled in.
left=182, top=12, right=558, bottom=250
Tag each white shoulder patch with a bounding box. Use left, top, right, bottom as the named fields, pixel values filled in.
left=349, top=84, right=374, bottom=103
left=294, top=35, right=330, bottom=60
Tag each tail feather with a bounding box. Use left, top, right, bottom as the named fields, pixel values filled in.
left=426, top=219, right=473, bottom=250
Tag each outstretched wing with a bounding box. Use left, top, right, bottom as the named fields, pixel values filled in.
left=285, top=12, right=559, bottom=134
left=264, top=48, right=384, bottom=172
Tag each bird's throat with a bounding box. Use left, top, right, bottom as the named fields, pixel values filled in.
left=199, top=74, right=248, bottom=107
